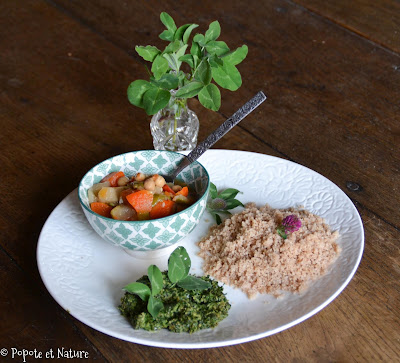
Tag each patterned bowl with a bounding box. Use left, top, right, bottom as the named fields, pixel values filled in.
left=78, top=150, right=210, bottom=256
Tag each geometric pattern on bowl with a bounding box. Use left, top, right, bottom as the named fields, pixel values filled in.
left=78, top=150, right=210, bottom=251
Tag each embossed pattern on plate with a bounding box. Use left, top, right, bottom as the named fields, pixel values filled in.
left=37, top=150, right=364, bottom=348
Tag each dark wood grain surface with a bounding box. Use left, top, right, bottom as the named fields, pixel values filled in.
left=1, top=0, right=399, bottom=362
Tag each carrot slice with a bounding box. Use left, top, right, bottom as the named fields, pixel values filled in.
left=126, top=190, right=153, bottom=214
left=150, top=200, right=176, bottom=219
left=176, top=186, right=189, bottom=197
left=101, top=171, right=125, bottom=187
left=90, top=202, right=113, bottom=218
left=120, top=189, right=134, bottom=205
left=162, top=184, right=176, bottom=195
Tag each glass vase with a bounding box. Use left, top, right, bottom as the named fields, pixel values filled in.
left=150, top=92, right=199, bottom=152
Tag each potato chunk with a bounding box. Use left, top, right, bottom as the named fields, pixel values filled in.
left=98, top=186, right=126, bottom=204
left=110, top=204, right=138, bottom=221
left=88, top=181, right=111, bottom=203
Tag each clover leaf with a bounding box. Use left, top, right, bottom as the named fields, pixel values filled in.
left=123, top=246, right=211, bottom=319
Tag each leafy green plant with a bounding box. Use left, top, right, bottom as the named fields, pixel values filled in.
left=207, top=182, right=244, bottom=224
left=123, top=246, right=210, bottom=318
left=127, top=12, right=248, bottom=115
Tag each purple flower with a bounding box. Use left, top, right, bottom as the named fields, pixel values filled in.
left=277, top=214, right=301, bottom=239
left=282, top=215, right=302, bottom=233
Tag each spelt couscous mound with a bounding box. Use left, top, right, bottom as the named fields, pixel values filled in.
left=198, top=203, right=340, bottom=299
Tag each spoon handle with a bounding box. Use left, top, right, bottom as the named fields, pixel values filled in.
left=172, top=91, right=267, bottom=178
left=187, top=91, right=267, bottom=162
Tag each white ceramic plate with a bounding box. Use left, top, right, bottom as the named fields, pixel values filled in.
left=37, top=150, right=364, bottom=348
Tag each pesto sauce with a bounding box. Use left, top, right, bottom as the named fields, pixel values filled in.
left=119, top=271, right=230, bottom=333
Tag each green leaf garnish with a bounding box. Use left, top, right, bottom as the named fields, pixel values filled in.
left=148, top=265, right=163, bottom=296
left=168, top=246, right=190, bottom=283
left=207, top=182, right=244, bottom=224
left=122, top=246, right=211, bottom=320
left=123, top=282, right=151, bottom=301
left=209, top=182, right=218, bottom=199
left=147, top=295, right=164, bottom=319
left=218, top=188, right=241, bottom=200
left=177, top=275, right=212, bottom=290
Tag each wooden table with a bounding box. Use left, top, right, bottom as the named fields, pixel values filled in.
left=1, top=1, right=399, bottom=361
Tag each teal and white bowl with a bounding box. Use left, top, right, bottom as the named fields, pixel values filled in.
left=78, top=150, right=210, bottom=256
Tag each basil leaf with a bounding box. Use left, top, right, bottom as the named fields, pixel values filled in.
left=198, top=83, right=221, bottom=111
left=127, top=80, right=153, bottom=108
left=148, top=265, right=163, bottom=296
left=151, top=55, right=169, bottom=79
left=160, top=12, right=177, bottom=32
left=225, top=198, right=245, bottom=210
left=209, top=182, right=218, bottom=199
left=159, top=29, right=174, bottom=42
left=195, top=60, right=212, bottom=85
left=168, top=246, right=191, bottom=283
left=211, top=63, right=242, bottom=91
left=147, top=295, right=164, bottom=319
left=205, top=21, right=221, bottom=42
left=177, top=275, right=211, bottom=290
left=221, top=45, right=248, bottom=66
left=123, top=282, right=151, bottom=301
left=183, top=24, right=199, bottom=44
left=135, top=45, right=160, bottom=62
left=151, top=73, right=179, bottom=90
left=143, top=87, right=171, bottom=115
left=205, top=41, right=230, bottom=56
left=218, top=188, right=241, bottom=200
left=175, top=81, right=204, bottom=98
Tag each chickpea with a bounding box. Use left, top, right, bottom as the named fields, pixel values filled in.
left=172, top=185, right=182, bottom=192
left=144, top=177, right=155, bottom=191
left=117, top=176, right=129, bottom=186
left=153, top=174, right=166, bottom=187
left=135, top=172, right=146, bottom=182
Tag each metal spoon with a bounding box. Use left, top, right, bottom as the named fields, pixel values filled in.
left=165, top=91, right=267, bottom=183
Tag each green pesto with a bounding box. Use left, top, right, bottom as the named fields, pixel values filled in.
left=119, top=271, right=230, bottom=333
